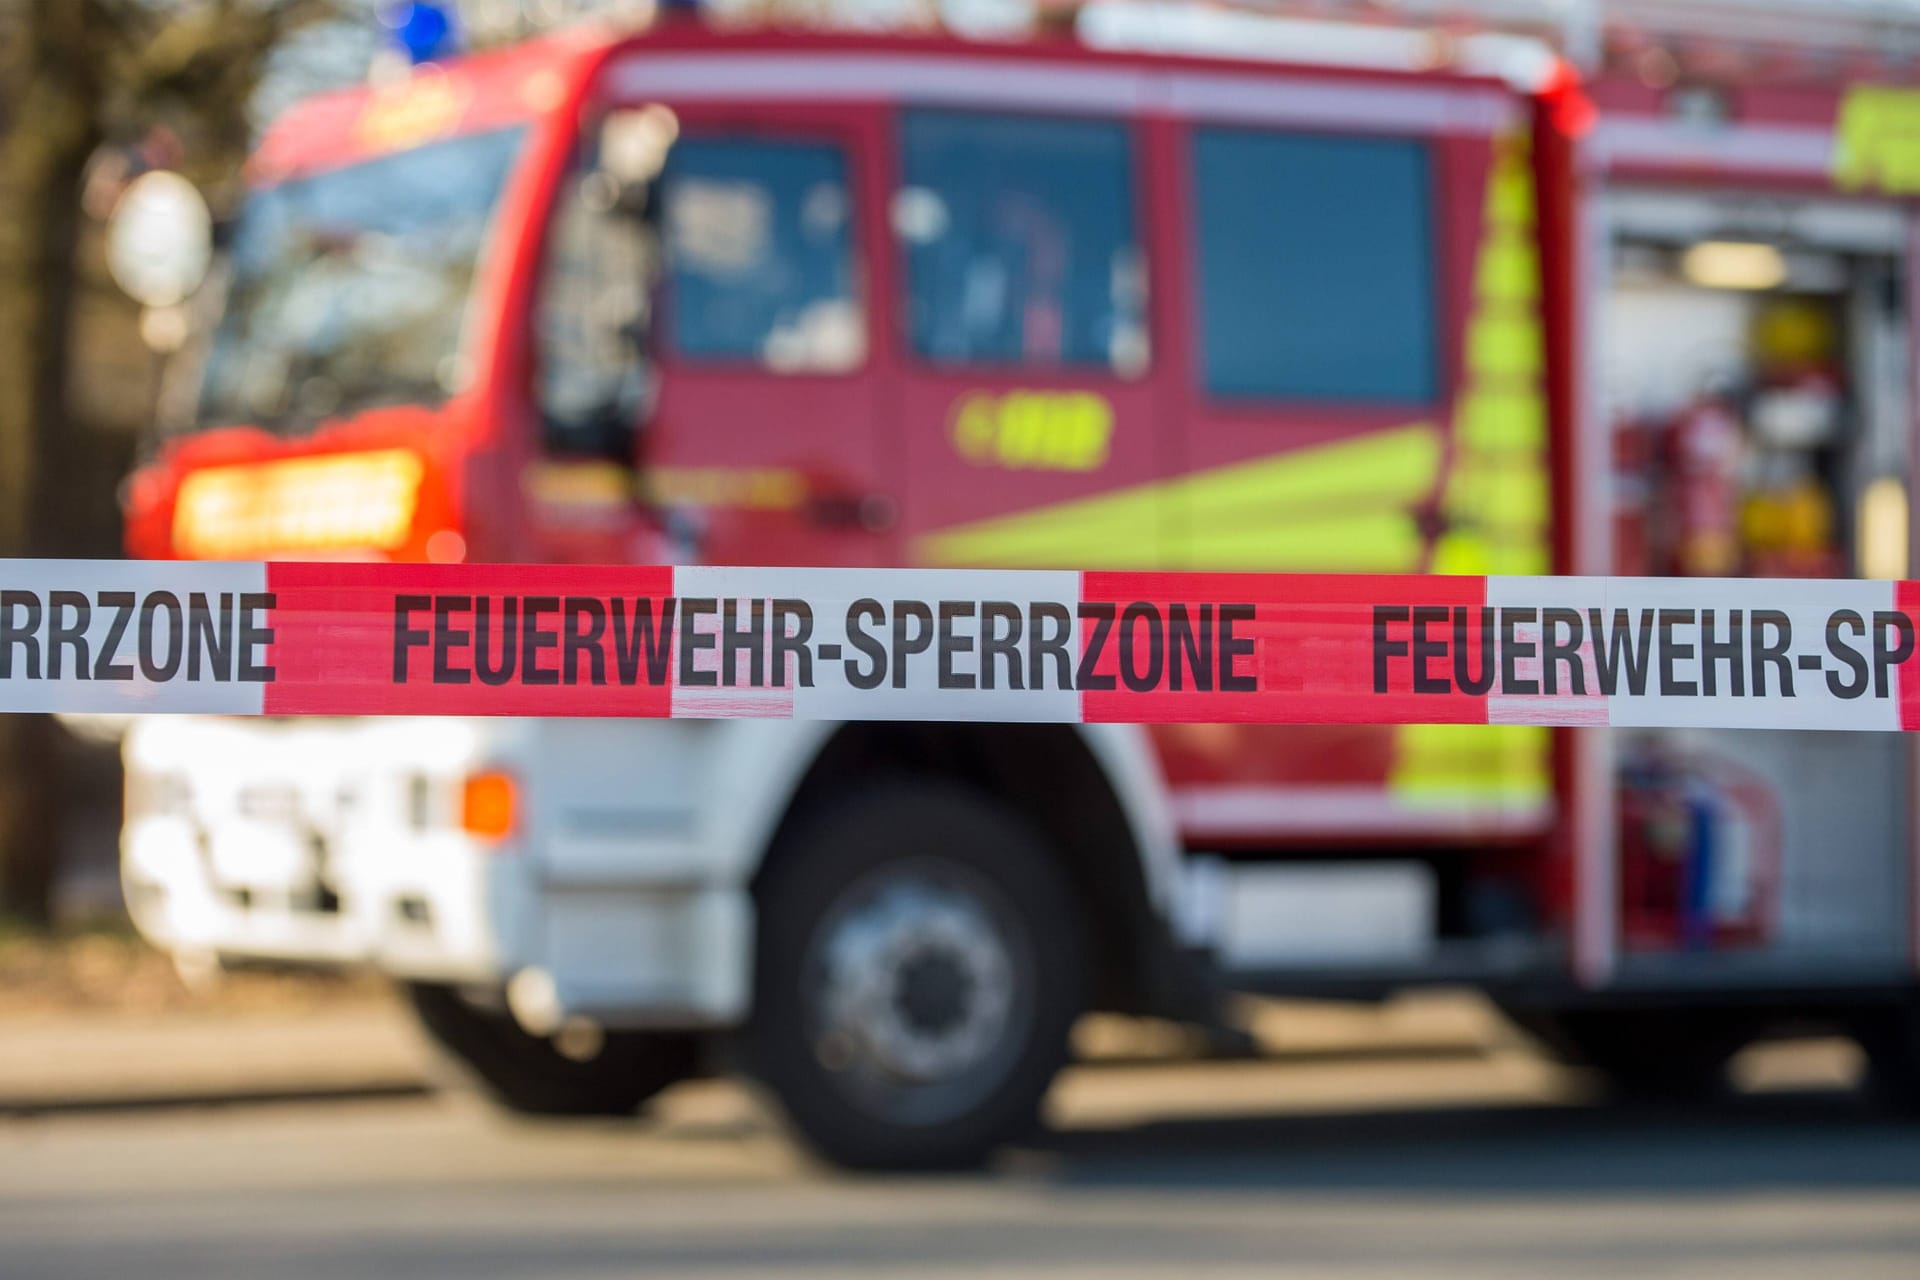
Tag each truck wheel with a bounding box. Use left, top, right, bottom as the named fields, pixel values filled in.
left=404, top=982, right=699, bottom=1117
left=746, top=781, right=1087, bottom=1170
left=1544, top=1010, right=1747, bottom=1103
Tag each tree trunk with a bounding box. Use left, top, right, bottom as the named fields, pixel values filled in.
left=0, top=0, right=102, bottom=922
left=0, top=0, right=327, bottom=920
left=0, top=719, right=64, bottom=922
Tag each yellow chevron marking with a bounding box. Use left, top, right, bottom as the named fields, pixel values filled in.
left=1488, top=160, right=1536, bottom=227
left=1475, top=240, right=1539, bottom=303
left=1397, top=130, right=1553, bottom=805
left=1458, top=388, right=1545, bottom=451
left=1444, top=465, right=1549, bottom=528
left=1184, top=512, right=1427, bottom=573
left=917, top=422, right=1441, bottom=570
left=1468, top=314, right=1543, bottom=380
left=1391, top=723, right=1552, bottom=806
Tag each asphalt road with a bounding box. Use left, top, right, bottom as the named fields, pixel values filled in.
left=2, top=1045, right=1917, bottom=1280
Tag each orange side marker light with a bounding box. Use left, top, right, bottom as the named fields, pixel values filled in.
left=462, top=771, right=518, bottom=841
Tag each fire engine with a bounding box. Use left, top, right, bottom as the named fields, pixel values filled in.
left=119, top=1, right=1920, bottom=1168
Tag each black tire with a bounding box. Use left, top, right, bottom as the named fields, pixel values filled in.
left=404, top=982, right=699, bottom=1117
left=746, top=780, right=1088, bottom=1170
left=1540, top=1009, right=1748, bottom=1103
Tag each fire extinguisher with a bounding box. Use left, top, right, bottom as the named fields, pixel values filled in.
left=1619, top=746, right=1782, bottom=952
left=1612, top=416, right=1657, bottom=577
left=1667, top=396, right=1745, bottom=577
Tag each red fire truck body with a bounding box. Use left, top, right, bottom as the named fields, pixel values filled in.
left=128, top=20, right=1582, bottom=839
left=115, top=12, right=1920, bottom=1168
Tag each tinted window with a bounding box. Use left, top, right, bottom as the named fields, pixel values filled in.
left=662, top=137, right=862, bottom=371
left=899, top=111, right=1147, bottom=375
left=1191, top=130, right=1436, bottom=404
left=198, top=127, right=525, bottom=435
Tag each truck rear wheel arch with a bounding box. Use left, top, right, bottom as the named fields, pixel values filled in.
left=753, top=722, right=1177, bottom=1018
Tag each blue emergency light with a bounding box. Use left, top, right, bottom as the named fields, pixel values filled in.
left=380, top=1, right=460, bottom=65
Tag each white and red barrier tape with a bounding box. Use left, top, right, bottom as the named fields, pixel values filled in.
left=3, top=561, right=1919, bottom=730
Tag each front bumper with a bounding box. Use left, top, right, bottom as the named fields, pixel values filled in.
left=120, top=715, right=752, bottom=1029
left=122, top=810, right=514, bottom=983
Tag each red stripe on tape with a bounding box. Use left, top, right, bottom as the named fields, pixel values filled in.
left=4, top=560, right=1920, bottom=731
left=262, top=562, right=676, bottom=717
left=1899, top=579, right=1920, bottom=733
left=1078, top=572, right=1491, bottom=725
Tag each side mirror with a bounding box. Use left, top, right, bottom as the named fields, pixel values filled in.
left=534, top=108, right=679, bottom=462
left=597, top=104, right=680, bottom=202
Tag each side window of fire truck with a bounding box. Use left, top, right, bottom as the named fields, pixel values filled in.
left=896, top=110, right=1147, bottom=375
left=1189, top=128, right=1436, bottom=405
left=660, top=136, right=864, bottom=372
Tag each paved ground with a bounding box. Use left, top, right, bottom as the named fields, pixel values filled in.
left=0, top=1006, right=427, bottom=1111
left=0, top=991, right=1507, bottom=1112
left=2, top=1041, right=1915, bottom=1279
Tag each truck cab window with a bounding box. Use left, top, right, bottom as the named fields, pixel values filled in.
left=200, top=126, right=527, bottom=437
left=660, top=137, right=863, bottom=372
left=897, top=110, right=1146, bottom=375
left=1190, top=129, right=1437, bottom=404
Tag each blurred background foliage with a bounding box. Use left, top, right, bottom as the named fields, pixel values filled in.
left=0, top=0, right=345, bottom=922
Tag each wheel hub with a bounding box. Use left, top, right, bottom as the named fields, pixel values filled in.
left=895, top=949, right=972, bottom=1036
left=813, top=878, right=1015, bottom=1088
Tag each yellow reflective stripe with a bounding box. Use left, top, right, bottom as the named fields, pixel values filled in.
left=1486, top=545, right=1551, bottom=576
left=1182, top=512, right=1426, bottom=573
left=1456, top=465, right=1549, bottom=528
left=918, top=423, right=1441, bottom=570
left=1487, top=162, right=1535, bottom=228
left=1433, top=128, right=1551, bottom=592
left=1467, top=313, right=1543, bottom=380
left=951, top=397, right=998, bottom=461
left=1475, top=240, right=1539, bottom=303
left=1458, top=388, right=1545, bottom=451
left=921, top=522, right=1162, bottom=570
left=918, top=473, right=1162, bottom=567
left=1442, top=471, right=1547, bottom=529
left=1159, top=422, right=1442, bottom=512
left=1431, top=530, right=1491, bottom=576
left=1391, top=722, right=1552, bottom=803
